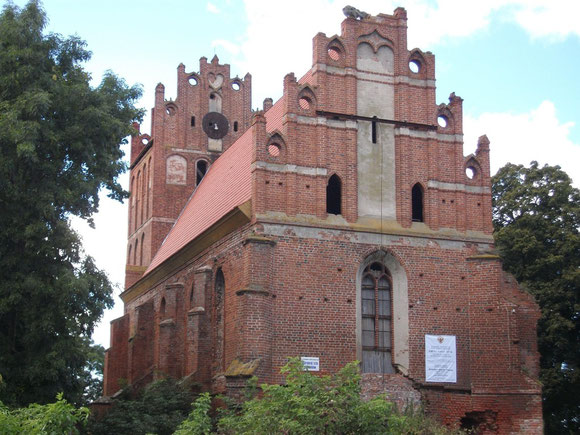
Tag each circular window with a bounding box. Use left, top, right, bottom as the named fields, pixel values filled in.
left=409, top=60, right=421, bottom=73
left=298, top=97, right=311, bottom=110
left=166, top=106, right=176, bottom=116
left=437, top=115, right=448, bottom=128
left=188, top=76, right=198, bottom=86
left=267, top=143, right=281, bottom=157
left=231, top=81, right=241, bottom=91
left=328, top=47, right=341, bottom=61
left=466, top=166, right=476, bottom=179
left=141, top=137, right=149, bottom=145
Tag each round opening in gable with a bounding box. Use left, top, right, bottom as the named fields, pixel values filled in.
left=328, top=47, right=341, bottom=61
left=409, top=60, right=421, bottom=73
left=267, top=143, right=281, bottom=157
left=231, top=81, right=241, bottom=91
left=188, top=76, right=198, bottom=86
left=466, top=166, right=476, bottom=179
left=298, top=97, right=311, bottom=110
left=166, top=106, right=176, bottom=116
left=437, top=115, right=448, bottom=128
left=141, top=137, right=149, bottom=145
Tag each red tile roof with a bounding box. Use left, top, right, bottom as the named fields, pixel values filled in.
left=145, top=128, right=253, bottom=274
left=265, top=95, right=285, bottom=132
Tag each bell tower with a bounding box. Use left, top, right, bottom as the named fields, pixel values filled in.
left=125, top=56, right=252, bottom=288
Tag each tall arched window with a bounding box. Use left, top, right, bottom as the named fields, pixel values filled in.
left=412, top=183, right=424, bottom=222
left=141, top=164, right=147, bottom=224
left=134, top=238, right=139, bottom=266
left=160, top=297, right=166, bottom=319
left=361, top=262, right=394, bottom=373
left=140, top=233, right=145, bottom=266
left=214, top=269, right=225, bottom=372
left=136, top=170, right=141, bottom=226
left=326, top=174, right=342, bottom=215
left=196, top=160, right=208, bottom=186
left=128, top=244, right=133, bottom=265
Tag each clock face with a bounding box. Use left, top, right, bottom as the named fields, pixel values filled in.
left=202, top=112, right=229, bottom=139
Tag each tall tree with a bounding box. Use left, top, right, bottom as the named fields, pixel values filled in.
left=0, top=1, right=143, bottom=406
left=492, top=161, right=580, bottom=434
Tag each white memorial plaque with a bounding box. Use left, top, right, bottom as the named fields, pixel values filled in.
left=425, top=335, right=456, bottom=383
left=300, top=357, right=320, bottom=371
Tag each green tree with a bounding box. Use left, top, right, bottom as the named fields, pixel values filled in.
left=492, top=161, right=580, bottom=434
left=0, top=393, right=89, bottom=434
left=87, top=379, right=194, bottom=435
left=0, top=0, right=143, bottom=406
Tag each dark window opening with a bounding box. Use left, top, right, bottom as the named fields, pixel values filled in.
left=326, top=174, right=342, bottom=215
left=233, top=121, right=238, bottom=132
left=460, top=410, right=498, bottom=433
left=371, top=117, right=377, bottom=144
left=196, top=160, right=208, bottom=185
left=412, top=183, right=424, bottom=222
left=160, top=297, right=166, bottom=319
left=361, top=261, right=394, bottom=374
left=191, top=116, right=195, bottom=127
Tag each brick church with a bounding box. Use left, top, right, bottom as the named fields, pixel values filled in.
left=103, top=7, right=543, bottom=432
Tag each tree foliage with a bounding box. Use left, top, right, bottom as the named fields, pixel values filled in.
left=492, top=161, right=580, bottom=434
left=87, top=379, right=194, bottom=435
left=177, top=358, right=458, bottom=434
left=0, top=393, right=89, bottom=434
left=0, top=0, right=143, bottom=406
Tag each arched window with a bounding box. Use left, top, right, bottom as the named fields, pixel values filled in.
left=412, top=183, right=424, bottom=222
left=134, top=238, right=138, bottom=266
left=160, top=297, right=166, bottom=319
left=361, top=262, right=394, bottom=374
left=142, top=164, right=147, bottom=224
left=214, top=269, right=225, bottom=372
left=326, top=174, right=342, bottom=215
left=196, top=160, right=208, bottom=185
left=128, top=244, right=133, bottom=265
left=140, top=233, right=145, bottom=266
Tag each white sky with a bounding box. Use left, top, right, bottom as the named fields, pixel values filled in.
left=5, top=0, right=579, bottom=348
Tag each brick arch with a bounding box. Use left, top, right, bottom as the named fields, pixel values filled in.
left=356, top=249, right=409, bottom=374
left=297, top=86, right=317, bottom=114
left=326, top=38, right=347, bottom=66
left=436, top=104, right=455, bottom=131
left=464, top=156, right=483, bottom=183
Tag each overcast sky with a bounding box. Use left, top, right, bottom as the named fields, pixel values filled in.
left=6, top=0, right=580, bottom=348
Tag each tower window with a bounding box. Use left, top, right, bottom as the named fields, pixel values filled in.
left=191, top=116, right=195, bottom=127
left=326, top=174, right=342, bottom=215
left=372, top=117, right=378, bottom=144
left=233, top=121, right=238, bottom=132
left=412, top=183, right=424, bottom=222
left=196, top=160, right=208, bottom=185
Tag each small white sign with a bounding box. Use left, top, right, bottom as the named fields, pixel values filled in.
left=301, top=357, right=320, bottom=371
left=425, top=335, right=457, bottom=383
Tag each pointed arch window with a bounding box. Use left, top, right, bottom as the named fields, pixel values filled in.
left=134, top=238, right=138, bottom=265
left=214, top=269, right=225, bottom=371
left=196, top=160, right=208, bottom=185
left=140, top=233, right=145, bottom=266
left=160, top=297, right=166, bottom=319
left=412, top=183, right=424, bottom=222
left=326, top=174, right=342, bottom=215
left=361, top=262, right=394, bottom=374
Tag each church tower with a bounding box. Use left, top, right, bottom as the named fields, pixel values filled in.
left=125, top=57, right=252, bottom=288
